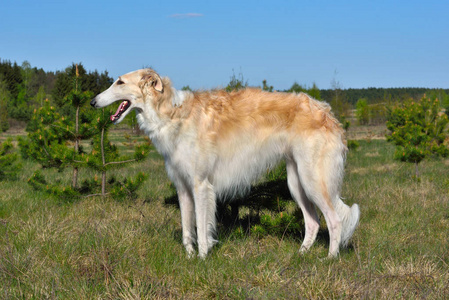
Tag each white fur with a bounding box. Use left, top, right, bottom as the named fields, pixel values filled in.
left=91, top=68, right=360, bottom=259
left=171, top=88, right=191, bottom=107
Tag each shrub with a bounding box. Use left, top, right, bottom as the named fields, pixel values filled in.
left=355, top=98, right=370, bottom=125
left=0, top=138, right=21, bottom=180
left=347, top=140, right=360, bottom=150
left=386, top=95, right=449, bottom=177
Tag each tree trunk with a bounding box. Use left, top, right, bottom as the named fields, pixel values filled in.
left=415, top=162, right=419, bottom=178
left=101, top=125, right=106, bottom=196
left=72, top=105, right=80, bottom=189
left=102, top=171, right=106, bottom=196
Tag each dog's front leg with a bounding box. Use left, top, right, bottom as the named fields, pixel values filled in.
left=177, top=185, right=196, bottom=258
left=193, top=178, right=217, bottom=259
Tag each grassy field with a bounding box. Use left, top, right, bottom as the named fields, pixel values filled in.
left=1, top=127, right=449, bottom=299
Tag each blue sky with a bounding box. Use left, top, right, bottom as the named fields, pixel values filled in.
left=1, top=0, right=448, bottom=90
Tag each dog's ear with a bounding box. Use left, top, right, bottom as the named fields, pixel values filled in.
left=141, top=73, right=164, bottom=93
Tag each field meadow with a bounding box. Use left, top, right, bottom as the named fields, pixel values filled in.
left=1, top=124, right=449, bottom=299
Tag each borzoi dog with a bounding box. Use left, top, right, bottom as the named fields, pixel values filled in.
left=91, top=68, right=360, bottom=258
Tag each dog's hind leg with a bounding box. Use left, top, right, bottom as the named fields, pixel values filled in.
left=298, top=170, right=342, bottom=257
left=193, top=178, right=217, bottom=259
left=286, top=158, right=320, bottom=253
left=177, top=184, right=196, bottom=258
left=292, top=139, right=344, bottom=258
left=307, top=136, right=359, bottom=252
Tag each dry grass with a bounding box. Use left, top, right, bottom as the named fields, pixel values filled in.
left=1, top=129, right=449, bottom=299
left=346, top=123, right=388, bottom=141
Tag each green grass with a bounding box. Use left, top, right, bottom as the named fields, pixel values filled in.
left=1, top=129, right=449, bottom=299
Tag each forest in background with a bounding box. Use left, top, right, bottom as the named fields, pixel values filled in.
left=0, top=59, right=113, bottom=131
left=321, top=87, right=449, bottom=105
left=1, top=58, right=448, bottom=132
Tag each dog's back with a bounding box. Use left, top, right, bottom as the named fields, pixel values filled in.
left=172, top=89, right=345, bottom=198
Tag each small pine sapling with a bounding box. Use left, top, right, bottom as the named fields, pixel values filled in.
left=19, top=66, right=97, bottom=200
left=84, top=107, right=150, bottom=199
left=0, top=138, right=22, bottom=180
left=19, top=94, right=95, bottom=200
left=386, top=95, right=449, bottom=177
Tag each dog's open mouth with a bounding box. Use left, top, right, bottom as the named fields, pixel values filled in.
left=110, top=100, right=131, bottom=122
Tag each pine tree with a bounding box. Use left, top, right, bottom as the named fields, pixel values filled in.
left=0, top=138, right=21, bottom=180
left=286, top=82, right=306, bottom=94
left=308, top=82, right=321, bottom=100
left=68, top=64, right=95, bottom=188
left=355, top=98, right=370, bottom=125
left=20, top=64, right=150, bottom=201
left=262, top=79, right=273, bottom=92
left=386, top=95, right=449, bottom=177
left=83, top=107, right=150, bottom=199
left=20, top=64, right=96, bottom=187
left=20, top=64, right=98, bottom=199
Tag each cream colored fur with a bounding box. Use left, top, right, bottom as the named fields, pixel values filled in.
left=91, top=68, right=360, bottom=258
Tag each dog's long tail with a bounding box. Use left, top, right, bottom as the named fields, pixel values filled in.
left=323, top=127, right=359, bottom=248
left=334, top=199, right=360, bottom=247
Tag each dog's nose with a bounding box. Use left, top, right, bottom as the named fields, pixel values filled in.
left=90, top=97, right=97, bottom=108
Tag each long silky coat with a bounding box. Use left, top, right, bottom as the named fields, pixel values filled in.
left=91, top=68, right=360, bottom=258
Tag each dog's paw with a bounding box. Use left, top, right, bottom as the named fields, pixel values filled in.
left=185, top=245, right=196, bottom=259
left=299, top=246, right=309, bottom=255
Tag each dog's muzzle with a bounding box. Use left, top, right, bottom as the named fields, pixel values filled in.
left=90, top=97, right=98, bottom=108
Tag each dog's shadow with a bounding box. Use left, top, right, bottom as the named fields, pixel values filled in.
left=164, top=179, right=336, bottom=251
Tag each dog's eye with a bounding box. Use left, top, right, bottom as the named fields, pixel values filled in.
left=117, top=80, right=125, bottom=85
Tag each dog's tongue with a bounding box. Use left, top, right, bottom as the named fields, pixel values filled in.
left=110, top=101, right=129, bottom=122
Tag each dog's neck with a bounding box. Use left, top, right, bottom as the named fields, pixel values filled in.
left=136, top=86, right=193, bottom=156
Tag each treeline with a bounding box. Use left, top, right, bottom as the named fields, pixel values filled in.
left=0, top=59, right=113, bottom=130
left=320, top=87, right=449, bottom=105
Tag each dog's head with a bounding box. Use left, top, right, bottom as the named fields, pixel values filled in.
left=90, top=68, right=164, bottom=124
